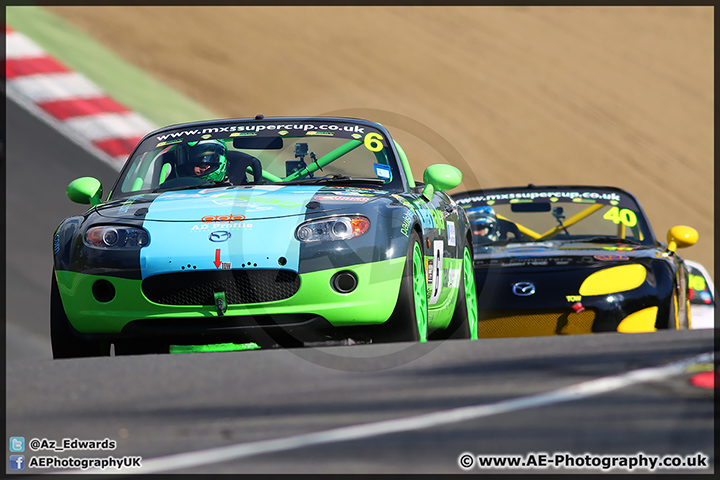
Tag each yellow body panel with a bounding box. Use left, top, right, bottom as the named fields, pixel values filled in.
left=579, top=264, right=647, bottom=296
left=617, top=306, right=659, bottom=333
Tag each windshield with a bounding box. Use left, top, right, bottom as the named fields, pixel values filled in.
left=109, top=119, right=403, bottom=200
left=455, top=187, right=655, bottom=251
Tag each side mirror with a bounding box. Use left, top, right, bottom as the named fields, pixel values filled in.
left=421, top=164, right=462, bottom=200
left=67, top=177, right=103, bottom=206
left=666, top=225, right=698, bottom=252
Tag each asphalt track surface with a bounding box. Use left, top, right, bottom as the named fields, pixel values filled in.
left=5, top=98, right=716, bottom=474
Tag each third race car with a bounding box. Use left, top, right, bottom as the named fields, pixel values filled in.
left=685, top=259, right=715, bottom=329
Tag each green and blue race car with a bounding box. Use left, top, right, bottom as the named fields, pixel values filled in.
left=52, top=116, right=478, bottom=358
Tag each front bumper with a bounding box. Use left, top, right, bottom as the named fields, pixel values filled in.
left=474, top=305, right=661, bottom=338
left=56, top=257, right=405, bottom=335
left=473, top=264, right=672, bottom=337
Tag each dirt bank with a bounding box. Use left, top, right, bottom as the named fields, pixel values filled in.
left=47, top=6, right=714, bottom=274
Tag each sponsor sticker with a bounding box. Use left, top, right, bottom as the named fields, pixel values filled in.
left=155, top=139, right=183, bottom=147
left=458, top=190, right=622, bottom=204
left=594, top=254, right=630, bottom=261
left=118, top=195, right=142, bottom=214
left=202, top=214, right=246, bottom=222
left=400, top=210, right=414, bottom=237
left=191, top=223, right=252, bottom=231
left=447, top=267, right=461, bottom=289
left=374, top=163, right=392, bottom=179
left=447, top=222, right=456, bottom=246
left=314, top=195, right=370, bottom=203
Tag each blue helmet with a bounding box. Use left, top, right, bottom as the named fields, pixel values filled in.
left=468, top=206, right=499, bottom=243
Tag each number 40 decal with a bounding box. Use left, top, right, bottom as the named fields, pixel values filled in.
left=603, top=206, right=637, bottom=227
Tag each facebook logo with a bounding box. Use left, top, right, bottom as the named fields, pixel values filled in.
left=9, top=455, right=25, bottom=470
left=9, top=437, right=25, bottom=452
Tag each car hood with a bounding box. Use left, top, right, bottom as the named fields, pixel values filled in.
left=474, top=241, right=662, bottom=268
left=96, top=185, right=391, bottom=222
left=470, top=241, right=676, bottom=316
left=93, top=185, right=393, bottom=279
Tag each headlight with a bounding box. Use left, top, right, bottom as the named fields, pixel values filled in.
left=85, top=226, right=150, bottom=249
left=295, top=216, right=370, bottom=242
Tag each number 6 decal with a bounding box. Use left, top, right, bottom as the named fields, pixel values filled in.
left=364, top=132, right=384, bottom=152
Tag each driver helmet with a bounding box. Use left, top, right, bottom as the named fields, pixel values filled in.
left=468, top=206, right=499, bottom=243
left=180, top=140, right=227, bottom=182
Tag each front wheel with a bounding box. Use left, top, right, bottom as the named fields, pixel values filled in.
left=668, top=284, right=690, bottom=330
left=432, top=244, right=478, bottom=340
left=51, top=272, right=111, bottom=359
left=373, top=231, right=428, bottom=343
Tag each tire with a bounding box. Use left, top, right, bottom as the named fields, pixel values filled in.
left=51, top=272, right=111, bottom=359
left=668, top=289, right=678, bottom=329
left=373, top=231, right=428, bottom=343
left=675, top=286, right=691, bottom=330
left=432, top=243, right=478, bottom=340
left=666, top=284, right=690, bottom=330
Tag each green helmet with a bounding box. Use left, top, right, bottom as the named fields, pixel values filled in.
left=182, top=140, right=227, bottom=182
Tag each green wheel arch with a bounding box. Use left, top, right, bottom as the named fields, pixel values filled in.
left=50, top=271, right=111, bottom=359
left=372, top=229, right=428, bottom=343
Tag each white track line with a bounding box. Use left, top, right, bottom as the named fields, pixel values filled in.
left=62, top=350, right=713, bottom=474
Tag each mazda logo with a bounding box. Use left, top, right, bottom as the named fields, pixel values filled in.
left=209, top=231, right=231, bottom=242
left=512, top=282, right=536, bottom=296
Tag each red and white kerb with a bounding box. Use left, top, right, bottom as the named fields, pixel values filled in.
left=5, top=25, right=155, bottom=168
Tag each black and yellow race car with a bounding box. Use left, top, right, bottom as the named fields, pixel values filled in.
left=452, top=185, right=698, bottom=337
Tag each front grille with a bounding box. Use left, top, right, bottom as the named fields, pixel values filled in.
left=143, top=270, right=300, bottom=306
left=478, top=309, right=596, bottom=338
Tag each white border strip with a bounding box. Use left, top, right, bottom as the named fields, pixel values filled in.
left=8, top=73, right=104, bottom=103
left=6, top=86, right=123, bottom=171
left=7, top=27, right=155, bottom=166
left=65, top=112, right=155, bottom=143
left=5, top=30, right=46, bottom=58
left=63, top=351, right=713, bottom=474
